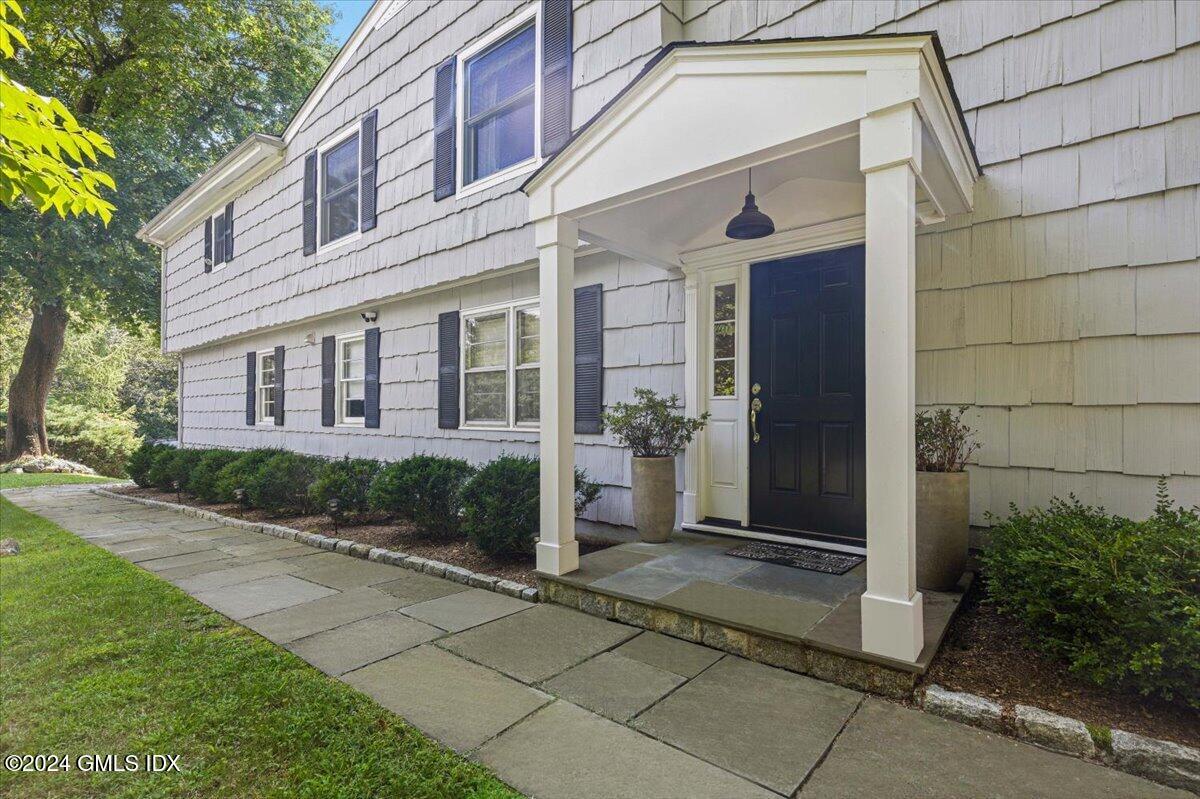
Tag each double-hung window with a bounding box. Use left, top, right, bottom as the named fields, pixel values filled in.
left=320, top=129, right=360, bottom=247
left=462, top=301, right=540, bottom=427
left=257, top=351, right=276, bottom=424
left=337, top=333, right=365, bottom=424
left=211, top=209, right=228, bottom=269
left=460, top=8, right=539, bottom=189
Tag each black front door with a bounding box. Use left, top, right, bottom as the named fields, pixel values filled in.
left=748, top=245, right=866, bottom=543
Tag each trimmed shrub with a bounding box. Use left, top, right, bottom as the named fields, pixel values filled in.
left=980, top=481, right=1200, bottom=708
left=213, top=449, right=279, bottom=503
left=188, top=449, right=243, bottom=502
left=146, top=446, right=206, bottom=492
left=45, top=403, right=140, bottom=476
left=245, top=451, right=322, bottom=515
left=127, top=440, right=164, bottom=487
left=309, top=457, right=380, bottom=517
left=460, top=454, right=601, bottom=557
left=368, top=455, right=475, bottom=538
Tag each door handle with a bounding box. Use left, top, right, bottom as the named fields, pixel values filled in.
left=750, top=397, right=763, bottom=443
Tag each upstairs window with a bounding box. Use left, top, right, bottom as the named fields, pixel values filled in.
left=460, top=8, right=539, bottom=189
left=320, top=129, right=360, bottom=246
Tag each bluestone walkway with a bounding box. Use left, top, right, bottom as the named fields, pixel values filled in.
left=4, top=485, right=1188, bottom=799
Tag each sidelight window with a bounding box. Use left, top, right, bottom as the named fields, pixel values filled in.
left=712, top=283, right=737, bottom=397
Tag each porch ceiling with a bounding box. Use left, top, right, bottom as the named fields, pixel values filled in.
left=522, top=34, right=978, bottom=269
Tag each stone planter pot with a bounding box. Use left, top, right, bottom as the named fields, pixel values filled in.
left=631, top=456, right=676, bottom=543
left=916, top=470, right=970, bottom=591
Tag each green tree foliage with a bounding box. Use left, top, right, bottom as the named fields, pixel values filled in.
left=2, top=0, right=336, bottom=460
left=0, top=1, right=115, bottom=220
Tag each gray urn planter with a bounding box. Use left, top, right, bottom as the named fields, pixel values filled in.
left=916, top=470, right=969, bottom=591
left=631, top=456, right=676, bottom=543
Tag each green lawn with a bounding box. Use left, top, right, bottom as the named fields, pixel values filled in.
left=0, top=472, right=117, bottom=489
left=0, top=497, right=521, bottom=799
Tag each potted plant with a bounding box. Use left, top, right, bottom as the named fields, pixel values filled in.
left=604, top=388, right=709, bottom=543
left=915, top=405, right=980, bottom=590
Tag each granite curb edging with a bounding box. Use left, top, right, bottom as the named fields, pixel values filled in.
left=921, top=684, right=1200, bottom=794
left=89, top=487, right=540, bottom=603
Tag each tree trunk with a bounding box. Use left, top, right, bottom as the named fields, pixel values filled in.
left=4, top=302, right=69, bottom=462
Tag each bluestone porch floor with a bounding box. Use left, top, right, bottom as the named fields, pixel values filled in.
left=541, top=530, right=965, bottom=677
left=4, top=485, right=1187, bottom=799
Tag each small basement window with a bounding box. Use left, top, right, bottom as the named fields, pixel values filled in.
left=337, top=333, right=365, bottom=424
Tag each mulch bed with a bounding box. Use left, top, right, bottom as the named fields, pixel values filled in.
left=112, top=486, right=614, bottom=587
left=923, top=582, right=1199, bottom=748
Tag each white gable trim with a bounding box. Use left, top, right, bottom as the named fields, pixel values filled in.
left=283, top=0, right=408, bottom=143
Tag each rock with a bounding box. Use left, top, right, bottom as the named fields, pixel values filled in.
left=496, top=579, right=528, bottom=598
left=921, top=685, right=1003, bottom=732
left=520, top=587, right=539, bottom=602
left=442, top=565, right=474, bottom=584
left=366, top=547, right=388, bottom=562
left=348, top=542, right=373, bottom=559
left=1, top=455, right=95, bottom=475
left=421, top=560, right=448, bottom=578
left=0, top=539, right=19, bottom=556
left=403, top=555, right=429, bottom=571
left=1013, top=705, right=1094, bottom=756
left=469, top=573, right=499, bottom=590
left=334, top=539, right=354, bottom=555
left=1111, top=729, right=1200, bottom=794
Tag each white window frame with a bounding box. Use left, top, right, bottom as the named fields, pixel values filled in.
left=460, top=297, right=540, bottom=430
left=256, top=349, right=277, bottom=425
left=315, top=121, right=362, bottom=254
left=710, top=281, right=737, bottom=399
left=335, top=331, right=366, bottom=427
left=454, top=4, right=542, bottom=199
left=210, top=208, right=228, bottom=272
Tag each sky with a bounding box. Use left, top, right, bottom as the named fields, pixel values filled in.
left=325, top=0, right=373, bottom=45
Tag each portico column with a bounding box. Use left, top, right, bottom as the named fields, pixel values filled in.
left=859, top=104, right=923, bottom=662
left=536, top=215, right=580, bottom=575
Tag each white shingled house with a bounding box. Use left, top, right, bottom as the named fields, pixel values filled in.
left=138, top=0, right=1200, bottom=667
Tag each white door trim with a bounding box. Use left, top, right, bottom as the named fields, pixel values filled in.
left=680, top=215, right=866, bottom=543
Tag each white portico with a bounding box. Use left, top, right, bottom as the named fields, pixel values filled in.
left=523, top=35, right=978, bottom=663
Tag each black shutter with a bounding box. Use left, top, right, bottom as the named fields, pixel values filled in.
left=245, top=352, right=256, bottom=426
left=225, top=202, right=235, bottom=262
left=433, top=56, right=456, bottom=201
left=541, top=0, right=574, bottom=158
left=364, top=327, right=381, bottom=428
left=321, top=335, right=336, bottom=427
left=303, top=151, right=318, bottom=254
left=574, top=284, right=603, bottom=434
left=204, top=217, right=213, bottom=272
left=360, top=109, right=378, bottom=231
left=273, top=345, right=285, bottom=426
left=437, top=311, right=460, bottom=428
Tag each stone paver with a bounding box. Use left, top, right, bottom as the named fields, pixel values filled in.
left=8, top=486, right=1183, bottom=799
left=477, top=700, right=777, bottom=799
left=614, top=630, right=724, bottom=678
left=287, top=611, right=441, bottom=675
left=542, top=651, right=685, bottom=721
left=374, top=571, right=470, bottom=605
left=634, top=655, right=862, bottom=795
left=289, top=556, right=401, bottom=589
left=191, top=574, right=337, bottom=620
left=439, top=603, right=639, bottom=684
left=401, top=587, right=531, bottom=632
left=341, top=645, right=551, bottom=751
left=242, top=586, right=403, bottom=643
left=797, top=698, right=1191, bottom=798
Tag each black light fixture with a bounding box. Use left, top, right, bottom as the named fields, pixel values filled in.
left=724, top=168, right=775, bottom=240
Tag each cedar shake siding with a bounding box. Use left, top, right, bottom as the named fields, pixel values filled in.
left=161, top=0, right=1200, bottom=529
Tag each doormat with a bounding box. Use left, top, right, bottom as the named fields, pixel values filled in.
left=726, top=541, right=864, bottom=575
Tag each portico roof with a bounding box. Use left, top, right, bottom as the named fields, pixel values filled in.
left=521, top=34, right=979, bottom=269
